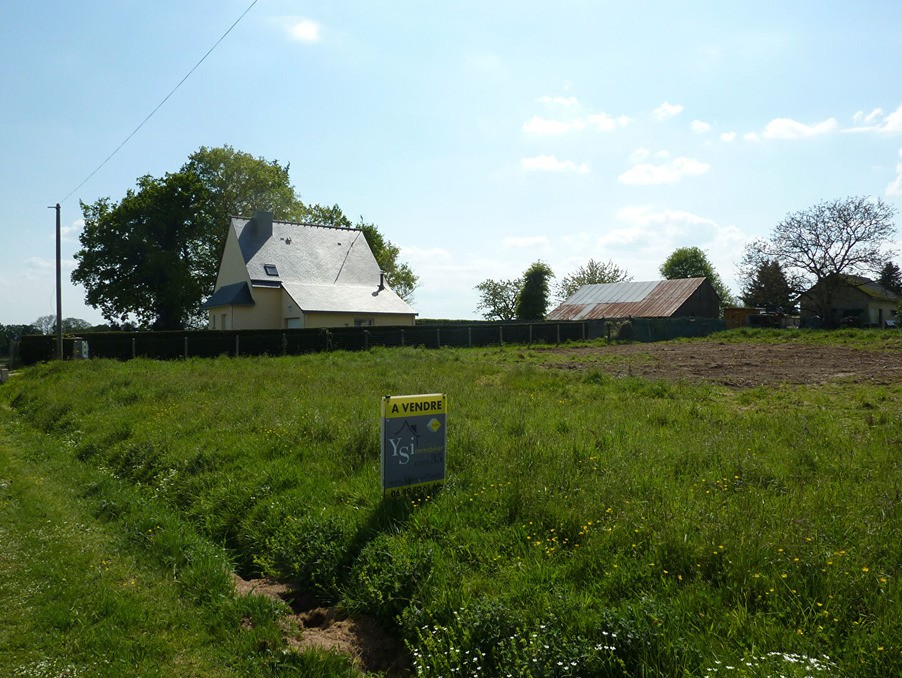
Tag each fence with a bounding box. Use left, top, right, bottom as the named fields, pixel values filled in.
left=17, top=317, right=725, bottom=366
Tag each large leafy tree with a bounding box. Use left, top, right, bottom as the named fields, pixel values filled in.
left=73, top=171, right=212, bottom=329
left=182, top=145, right=307, bottom=272
left=516, top=261, right=554, bottom=320
left=739, top=259, right=796, bottom=312
left=557, top=258, right=632, bottom=300
left=742, top=197, right=897, bottom=319
left=474, top=279, right=520, bottom=320
left=659, top=246, right=734, bottom=307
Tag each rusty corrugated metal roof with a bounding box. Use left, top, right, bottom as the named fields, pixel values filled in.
left=547, top=278, right=707, bottom=320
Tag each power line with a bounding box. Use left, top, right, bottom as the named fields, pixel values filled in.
left=60, top=0, right=259, bottom=205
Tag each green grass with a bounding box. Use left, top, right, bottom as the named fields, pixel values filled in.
left=1, top=332, right=900, bottom=677
left=0, top=405, right=360, bottom=677
left=700, top=326, right=902, bottom=349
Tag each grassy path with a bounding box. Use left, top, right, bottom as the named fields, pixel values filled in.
left=0, top=406, right=359, bottom=677
left=0, top=406, right=237, bottom=676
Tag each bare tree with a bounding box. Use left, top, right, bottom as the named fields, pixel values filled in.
left=742, top=196, right=897, bottom=319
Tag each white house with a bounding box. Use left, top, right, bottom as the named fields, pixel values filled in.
left=202, top=211, right=417, bottom=330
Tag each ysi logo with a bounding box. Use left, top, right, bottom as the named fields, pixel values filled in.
left=388, top=436, right=416, bottom=464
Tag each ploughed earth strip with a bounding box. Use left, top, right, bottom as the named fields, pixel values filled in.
left=545, top=341, right=902, bottom=388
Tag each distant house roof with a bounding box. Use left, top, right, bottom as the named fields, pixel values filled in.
left=548, top=278, right=715, bottom=320
left=836, top=275, right=900, bottom=302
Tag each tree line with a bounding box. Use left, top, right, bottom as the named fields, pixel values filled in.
left=476, top=196, right=899, bottom=322
left=71, top=145, right=418, bottom=331
left=0, top=317, right=100, bottom=357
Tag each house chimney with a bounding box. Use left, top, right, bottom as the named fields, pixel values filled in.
left=373, top=271, right=386, bottom=297
left=252, top=210, right=273, bottom=239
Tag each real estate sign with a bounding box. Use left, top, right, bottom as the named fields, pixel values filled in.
left=381, top=393, right=447, bottom=497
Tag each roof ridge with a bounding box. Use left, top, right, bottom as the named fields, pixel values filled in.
left=230, top=215, right=359, bottom=232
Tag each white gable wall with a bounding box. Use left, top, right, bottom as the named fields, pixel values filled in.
left=214, top=224, right=252, bottom=289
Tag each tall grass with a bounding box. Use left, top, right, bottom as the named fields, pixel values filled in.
left=2, top=334, right=900, bottom=676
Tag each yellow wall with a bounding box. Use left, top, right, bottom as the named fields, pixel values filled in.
left=303, top=312, right=416, bottom=328
left=207, top=289, right=283, bottom=330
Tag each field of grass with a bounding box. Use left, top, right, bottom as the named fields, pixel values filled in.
left=2, top=329, right=900, bottom=676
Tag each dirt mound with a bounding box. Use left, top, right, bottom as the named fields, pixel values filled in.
left=548, top=341, right=902, bottom=388
left=233, top=575, right=409, bottom=675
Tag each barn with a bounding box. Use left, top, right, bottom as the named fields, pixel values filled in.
left=547, top=278, right=721, bottom=321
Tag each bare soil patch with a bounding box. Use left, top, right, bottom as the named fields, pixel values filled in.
left=548, top=341, right=902, bottom=388
left=233, top=575, right=409, bottom=676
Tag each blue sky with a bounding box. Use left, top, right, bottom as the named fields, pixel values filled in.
left=2, top=0, right=901, bottom=325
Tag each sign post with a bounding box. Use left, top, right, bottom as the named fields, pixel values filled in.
left=381, top=393, right=447, bottom=498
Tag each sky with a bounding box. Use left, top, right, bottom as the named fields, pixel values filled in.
left=2, top=0, right=901, bottom=326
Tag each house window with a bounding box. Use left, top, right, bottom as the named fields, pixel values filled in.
left=264, top=263, right=279, bottom=276
left=211, top=314, right=216, bottom=330
left=285, top=317, right=302, bottom=329
left=221, top=313, right=228, bottom=330
left=354, top=318, right=374, bottom=327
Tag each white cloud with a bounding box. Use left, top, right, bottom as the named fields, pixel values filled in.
left=618, top=155, right=710, bottom=185
left=61, top=219, right=84, bottom=244
left=761, top=117, right=838, bottom=139
left=502, top=235, right=551, bottom=250
left=522, top=115, right=584, bottom=134
left=521, top=155, right=590, bottom=173
left=628, top=148, right=651, bottom=163
left=743, top=132, right=760, bottom=142
left=886, top=148, right=902, bottom=196
left=538, top=95, right=580, bottom=107
left=587, top=112, right=631, bottom=131
left=691, top=119, right=712, bottom=134
left=594, top=206, right=745, bottom=294
left=616, top=205, right=717, bottom=229
left=284, top=17, right=322, bottom=43
left=847, top=103, right=902, bottom=134
left=522, top=111, right=629, bottom=134
left=853, top=108, right=884, bottom=124
left=652, top=101, right=683, bottom=121
left=720, top=131, right=737, bottom=143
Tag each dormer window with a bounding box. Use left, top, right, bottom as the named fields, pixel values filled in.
left=264, top=264, right=278, bottom=276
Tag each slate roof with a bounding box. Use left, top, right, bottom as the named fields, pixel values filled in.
left=547, top=278, right=709, bottom=320
left=839, top=275, right=899, bottom=302
left=201, top=281, right=254, bottom=309
left=230, top=215, right=415, bottom=316
left=282, top=282, right=414, bottom=314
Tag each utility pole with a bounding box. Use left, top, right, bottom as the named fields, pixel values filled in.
left=48, top=203, right=63, bottom=360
